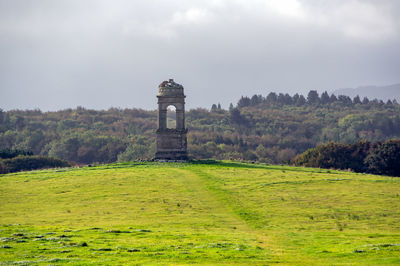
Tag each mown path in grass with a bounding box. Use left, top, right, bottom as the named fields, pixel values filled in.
left=0, top=162, right=400, bottom=264
left=187, top=164, right=400, bottom=264
left=181, top=167, right=272, bottom=248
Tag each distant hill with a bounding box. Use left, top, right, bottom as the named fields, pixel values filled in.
left=333, top=83, right=400, bottom=101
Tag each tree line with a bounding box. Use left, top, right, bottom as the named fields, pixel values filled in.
left=0, top=90, right=399, bottom=170
left=234, top=90, right=398, bottom=108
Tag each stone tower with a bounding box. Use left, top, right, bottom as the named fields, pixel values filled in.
left=155, top=79, right=188, bottom=160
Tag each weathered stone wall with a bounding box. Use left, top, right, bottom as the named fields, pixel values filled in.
left=157, top=101, right=185, bottom=130
left=155, top=79, right=188, bottom=160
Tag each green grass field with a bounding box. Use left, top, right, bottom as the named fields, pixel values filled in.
left=0, top=161, right=399, bottom=265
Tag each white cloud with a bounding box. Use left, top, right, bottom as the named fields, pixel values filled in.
left=172, top=8, right=215, bottom=25
left=151, top=0, right=397, bottom=42
left=266, top=0, right=306, bottom=19
left=142, top=7, right=216, bottom=40
left=2, top=0, right=396, bottom=43
left=304, top=0, right=397, bottom=41
left=332, top=1, right=396, bottom=41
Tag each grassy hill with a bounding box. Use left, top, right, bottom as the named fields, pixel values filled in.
left=0, top=162, right=399, bottom=264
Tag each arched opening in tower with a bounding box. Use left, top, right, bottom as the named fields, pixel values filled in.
left=166, top=105, right=176, bottom=129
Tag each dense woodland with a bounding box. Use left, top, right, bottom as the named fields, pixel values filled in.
left=293, top=140, right=400, bottom=176
left=1, top=90, right=400, bottom=166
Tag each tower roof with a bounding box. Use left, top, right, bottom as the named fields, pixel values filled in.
left=158, top=79, right=184, bottom=97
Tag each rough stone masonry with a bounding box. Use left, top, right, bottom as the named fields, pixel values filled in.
left=155, top=79, right=188, bottom=161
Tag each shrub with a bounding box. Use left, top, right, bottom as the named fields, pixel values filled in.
left=292, top=142, right=358, bottom=170
left=365, top=140, right=400, bottom=177
left=0, top=149, right=33, bottom=159
left=0, top=160, right=7, bottom=174
left=292, top=140, right=400, bottom=177
left=1, top=156, right=71, bottom=173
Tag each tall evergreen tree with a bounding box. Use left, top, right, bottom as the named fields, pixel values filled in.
left=250, top=95, right=263, bottom=106
left=237, top=96, right=251, bottom=108
left=330, top=94, right=338, bottom=103
left=353, top=95, right=362, bottom=105
left=320, top=91, right=330, bottom=104
left=293, top=93, right=300, bottom=104
left=307, top=90, right=319, bottom=105
left=297, top=95, right=306, bottom=106
left=266, top=92, right=278, bottom=104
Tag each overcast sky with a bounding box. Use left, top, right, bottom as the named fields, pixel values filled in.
left=1, top=0, right=399, bottom=111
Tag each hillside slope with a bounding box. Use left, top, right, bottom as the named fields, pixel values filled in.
left=2, top=96, right=400, bottom=165
left=0, top=162, right=399, bottom=264
left=333, top=83, right=400, bottom=101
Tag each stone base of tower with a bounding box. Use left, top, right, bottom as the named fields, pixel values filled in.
left=155, top=129, right=188, bottom=161
left=154, top=151, right=188, bottom=161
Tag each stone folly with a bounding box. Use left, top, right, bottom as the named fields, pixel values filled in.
left=155, top=79, right=188, bottom=161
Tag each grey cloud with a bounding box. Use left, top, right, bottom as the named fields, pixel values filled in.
left=0, top=0, right=399, bottom=110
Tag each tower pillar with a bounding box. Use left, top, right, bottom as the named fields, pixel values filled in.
left=155, top=79, right=188, bottom=161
